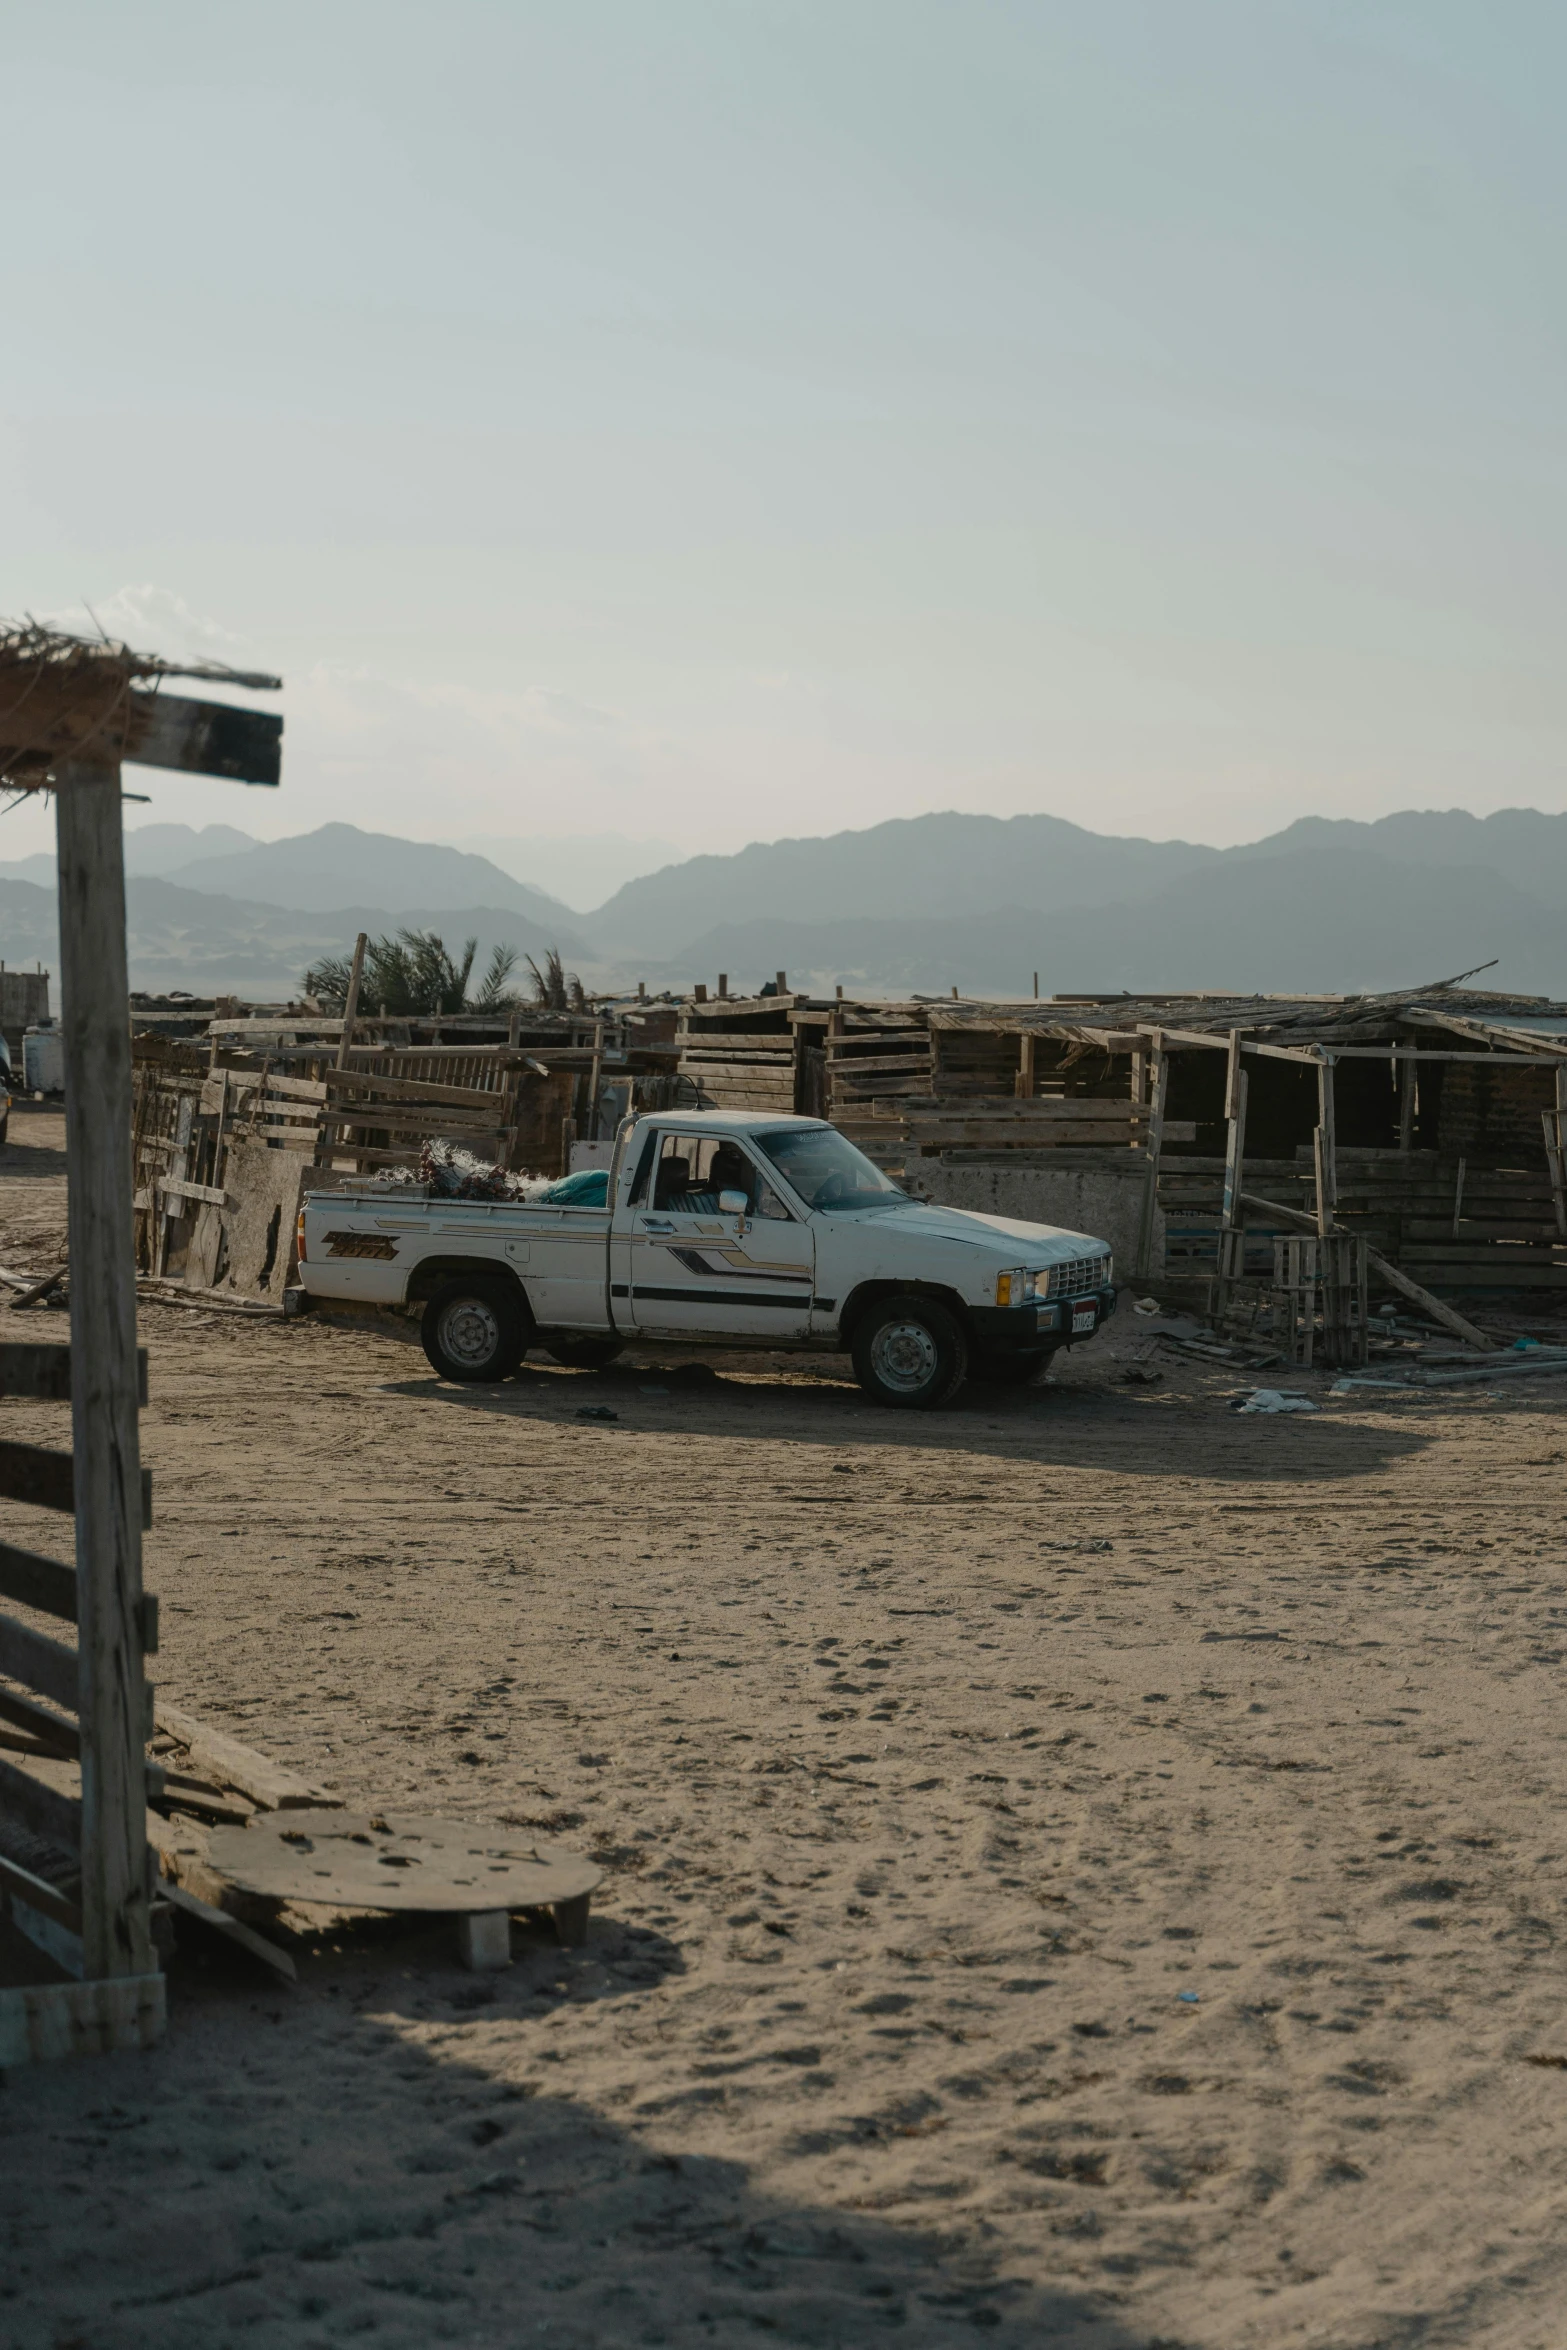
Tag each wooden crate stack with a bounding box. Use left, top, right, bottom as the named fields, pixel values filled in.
left=677, top=1008, right=799, bottom=1112
left=821, top=1011, right=931, bottom=1170
left=314, top=1051, right=524, bottom=1172
left=901, top=1097, right=1158, bottom=1155
left=1270, top=1234, right=1370, bottom=1368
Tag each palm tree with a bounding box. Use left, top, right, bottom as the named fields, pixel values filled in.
left=524, top=947, right=587, bottom=1010
left=303, top=931, right=524, bottom=1016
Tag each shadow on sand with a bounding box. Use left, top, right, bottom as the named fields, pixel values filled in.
left=376, top=1348, right=1434, bottom=1489
left=0, top=1903, right=1157, bottom=2350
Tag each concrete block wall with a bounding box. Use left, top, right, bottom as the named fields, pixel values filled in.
left=913, top=1155, right=1160, bottom=1284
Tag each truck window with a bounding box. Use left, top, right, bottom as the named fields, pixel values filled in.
left=649, top=1133, right=772, bottom=1216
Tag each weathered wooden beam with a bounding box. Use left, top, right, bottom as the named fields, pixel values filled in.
left=0, top=1539, right=77, bottom=1623
left=0, top=1751, right=81, bottom=1850
left=152, top=1700, right=339, bottom=1813
left=0, top=1849, right=81, bottom=1933
left=1314, top=1060, right=1337, bottom=1241
left=0, top=1441, right=151, bottom=1526
left=0, top=1611, right=79, bottom=1709
left=1221, top=1068, right=1248, bottom=1231
left=0, top=1680, right=78, bottom=1757
left=159, top=1877, right=297, bottom=1982
left=55, top=757, right=155, bottom=1981
left=0, top=1973, right=165, bottom=2067
left=124, top=691, right=282, bottom=787
left=1316, top=1046, right=1567, bottom=1064
left=1241, top=1040, right=1332, bottom=1066
left=1545, top=1067, right=1567, bottom=1239
left=0, top=1344, right=148, bottom=1406
left=1135, top=1030, right=1168, bottom=1281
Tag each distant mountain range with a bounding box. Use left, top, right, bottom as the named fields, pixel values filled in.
left=0, top=872, right=592, bottom=1002
left=675, top=847, right=1562, bottom=999
left=1, top=810, right=1564, bottom=999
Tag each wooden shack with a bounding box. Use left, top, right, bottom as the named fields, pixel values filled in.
left=677, top=980, right=1567, bottom=1301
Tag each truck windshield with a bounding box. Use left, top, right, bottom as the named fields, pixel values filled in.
left=754, top=1126, right=911, bottom=1214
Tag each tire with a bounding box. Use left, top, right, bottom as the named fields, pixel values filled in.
left=543, top=1336, right=624, bottom=1370
left=852, top=1294, right=969, bottom=1410
left=421, top=1277, right=527, bottom=1383
left=974, top=1349, right=1053, bottom=1388
left=0, top=1113, right=8, bottom=1146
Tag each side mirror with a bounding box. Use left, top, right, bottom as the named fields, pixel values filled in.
left=718, top=1189, right=749, bottom=1215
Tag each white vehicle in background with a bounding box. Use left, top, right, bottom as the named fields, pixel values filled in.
left=298, top=1112, right=1116, bottom=1409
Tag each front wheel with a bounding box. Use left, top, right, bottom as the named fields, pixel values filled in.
left=852, top=1294, right=968, bottom=1410
left=543, top=1336, right=624, bottom=1370
left=421, top=1277, right=527, bottom=1383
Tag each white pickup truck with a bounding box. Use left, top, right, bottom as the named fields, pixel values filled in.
left=297, top=1111, right=1116, bottom=1409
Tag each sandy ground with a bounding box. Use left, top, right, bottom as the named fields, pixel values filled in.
left=3, top=1100, right=1567, bottom=2349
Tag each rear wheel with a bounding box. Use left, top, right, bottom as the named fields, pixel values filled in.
left=974, top=1348, right=1053, bottom=1387
left=543, top=1335, right=624, bottom=1370
left=421, top=1277, right=527, bottom=1383
left=852, top=1294, right=968, bottom=1410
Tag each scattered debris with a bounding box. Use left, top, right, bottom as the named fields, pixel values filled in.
left=0, top=1264, right=66, bottom=1310
left=1232, top=1389, right=1319, bottom=1415
left=1332, top=1352, right=1567, bottom=1395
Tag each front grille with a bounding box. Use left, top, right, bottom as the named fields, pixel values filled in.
left=1042, top=1253, right=1111, bottom=1299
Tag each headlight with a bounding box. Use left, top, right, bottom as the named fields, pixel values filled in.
left=995, top=1267, right=1027, bottom=1307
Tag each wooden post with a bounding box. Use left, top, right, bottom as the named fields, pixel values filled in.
left=1220, top=1034, right=1248, bottom=1226
left=54, top=757, right=153, bottom=1983
left=1135, top=1029, right=1167, bottom=1281
left=1544, top=1064, right=1567, bottom=1237
left=157, top=1091, right=193, bottom=1276
left=1398, top=1055, right=1416, bottom=1152
left=315, top=930, right=367, bottom=1168
left=1314, top=1056, right=1337, bottom=1238
left=1015, top=1033, right=1036, bottom=1100
left=1214, top=1035, right=1249, bottom=1325
left=587, top=1018, right=605, bottom=1141
left=336, top=931, right=368, bottom=1071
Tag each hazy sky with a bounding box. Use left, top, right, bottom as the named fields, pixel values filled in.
left=3, top=2, right=1564, bottom=867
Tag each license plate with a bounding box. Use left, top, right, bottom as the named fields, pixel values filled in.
left=1071, top=1303, right=1096, bottom=1334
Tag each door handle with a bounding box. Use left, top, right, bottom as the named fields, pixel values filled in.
left=641, top=1219, right=674, bottom=1234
